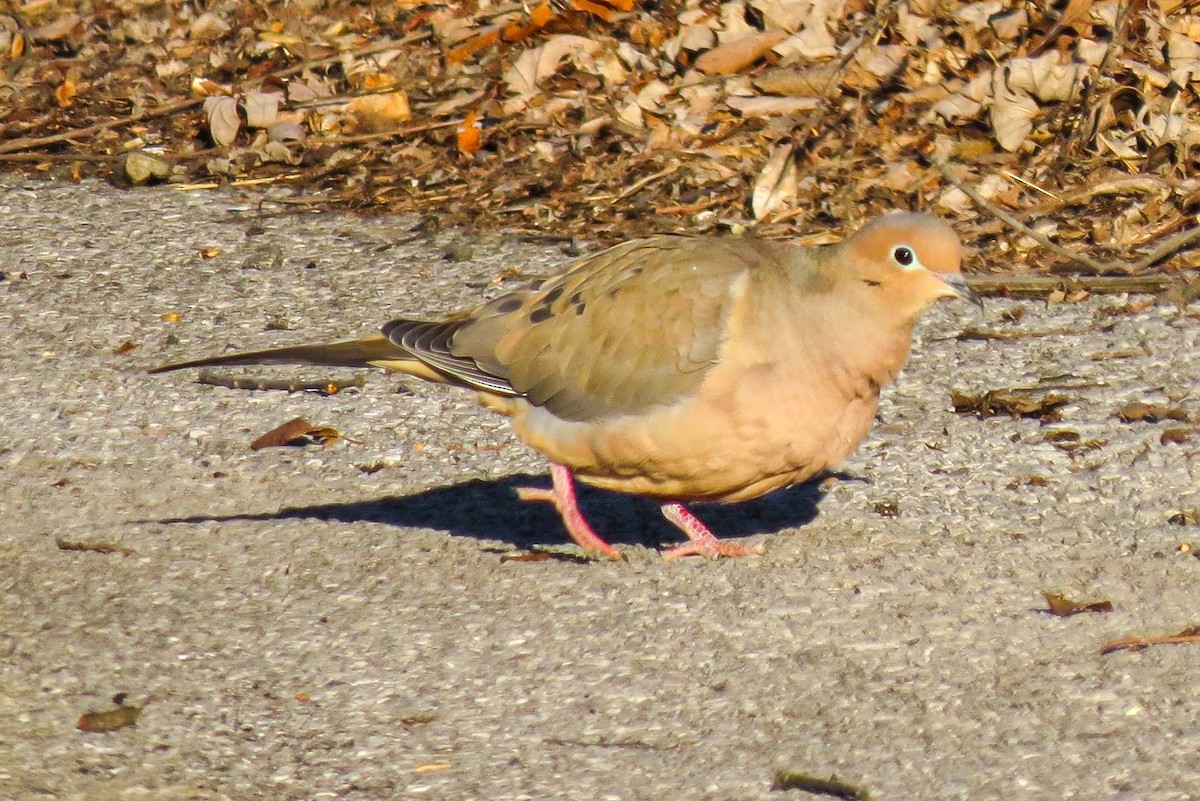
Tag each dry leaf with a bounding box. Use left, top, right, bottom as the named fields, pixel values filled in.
left=250, top=417, right=342, bottom=450
left=772, top=770, right=871, bottom=800
left=347, top=91, right=411, bottom=132
left=693, top=29, right=786, bottom=75
left=457, top=110, right=482, bottom=155
left=952, top=388, right=1070, bottom=420
left=1160, top=428, right=1192, bottom=445
left=78, top=703, right=141, bottom=733
left=1115, top=402, right=1190, bottom=423
left=1005, top=52, right=1086, bottom=103
left=753, top=64, right=837, bottom=96
left=726, top=96, right=819, bottom=117
left=244, top=91, right=281, bottom=128
left=504, top=35, right=602, bottom=103
left=55, top=75, right=78, bottom=108
left=267, top=120, right=305, bottom=143
left=189, top=12, right=231, bottom=41
left=203, top=95, right=240, bottom=147
left=990, top=68, right=1038, bottom=151
left=1042, top=591, right=1114, bottom=617
left=499, top=551, right=553, bottom=563
left=751, top=142, right=797, bottom=220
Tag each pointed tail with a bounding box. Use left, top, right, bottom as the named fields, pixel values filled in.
left=149, top=335, right=414, bottom=374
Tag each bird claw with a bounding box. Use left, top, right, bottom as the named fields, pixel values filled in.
left=516, top=467, right=623, bottom=560
left=659, top=502, right=763, bottom=560
left=662, top=538, right=764, bottom=561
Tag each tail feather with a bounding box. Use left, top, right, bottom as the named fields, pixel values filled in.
left=148, top=335, right=406, bottom=374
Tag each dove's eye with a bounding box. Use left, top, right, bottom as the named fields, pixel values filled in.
left=892, top=246, right=915, bottom=267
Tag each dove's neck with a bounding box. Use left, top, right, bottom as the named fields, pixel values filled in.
left=785, top=250, right=918, bottom=395
left=805, top=294, right=918, bottom=400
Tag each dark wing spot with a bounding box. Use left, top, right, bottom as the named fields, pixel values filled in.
left=495, top=297, right=522, bottom=314
left=542, top=287, right=564, bottom=306
left=529, top=306, right=553, bottom=324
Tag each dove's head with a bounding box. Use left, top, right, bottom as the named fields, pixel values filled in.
left=839, top=212, right=980, bottom=322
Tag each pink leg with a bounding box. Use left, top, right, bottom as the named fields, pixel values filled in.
left=516, top=464, right=622, bottom=560
left=660, top=502, right=764, bottom=561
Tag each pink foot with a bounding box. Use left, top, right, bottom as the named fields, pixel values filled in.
left=660, top=502, right=764, bottom=561
left=516, top=464, right=622, bottom=560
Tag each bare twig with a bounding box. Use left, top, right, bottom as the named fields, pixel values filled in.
left=1099, top=624, right=1200, bottom=655
left=938, top=159, right=1119, bottom=272
left=586, top=162, right=681, bottom=203
left=0, top=152, right=121, bottom=163
left=938, top=159, right=1200, bottom=275
left=1129, top=226, right=1200, bottom=272
left=0, top=96, right=205, bottom=155
left=967, top=273, right=1196, bottom=297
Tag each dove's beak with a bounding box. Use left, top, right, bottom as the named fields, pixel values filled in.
left=938, top=273, right=984, bottom=310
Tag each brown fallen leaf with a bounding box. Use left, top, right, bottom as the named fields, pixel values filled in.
left=694, top=30, right=787, bottom=76
left=56, top=74, right=78, bottom=108
left=78, top=703, right=142, bottom=733
left=56, top=537, right=135, bottom=556
left=1042, top=591, right=1114, bottom=617
left=1168, top=509, right=1200, bottom=525
left=456, top=110, right=481, bottom=155
left=571, top=0, right=634, bottom=23
left=772, top=770, right=872, bottom=800
left=1094, top=298, right=1155, bottom=318
left=1089, top=348, right=1147, bottom=361
left=952, top=389, right=1070, bottom=420
left=113, top=340, right=138, bottom=356
left=1099, top=625, right=1200, bottom=655
left=955, top=326, right=1080, bottom=341
left=1160, top=427, right=1193, bottom=445
left=347, top=91, right=412, bottom=132
left=1116, top=401, right=1190, bottom=423
left=499, top=551, right=553, bottom=563
left=250, top=417, right=342, bottom=450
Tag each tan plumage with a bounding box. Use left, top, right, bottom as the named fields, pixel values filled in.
left=151, top=212, right=978, bottom=559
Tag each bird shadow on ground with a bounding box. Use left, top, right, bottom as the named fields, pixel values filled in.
left=148, top=473, right=852, bottom=553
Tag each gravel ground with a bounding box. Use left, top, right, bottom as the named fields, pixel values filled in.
left=1, top=177, right=1199, bottom=801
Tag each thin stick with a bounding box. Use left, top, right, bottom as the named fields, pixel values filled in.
left=937, top=158, right=1126, bottom=273
left=585, top=162, right=680, bottom=203
left=939, top=160, right=1200, bottom=275
left=0, top=96, right=205, bottom=155
left=967, top=273, right=1195, bottom=297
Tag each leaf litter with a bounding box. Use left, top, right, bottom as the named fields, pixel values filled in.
left=1, top=0, right=1199, bottom=277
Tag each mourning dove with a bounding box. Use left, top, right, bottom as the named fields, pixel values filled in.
left=151, top=212, right=978, bottom=560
